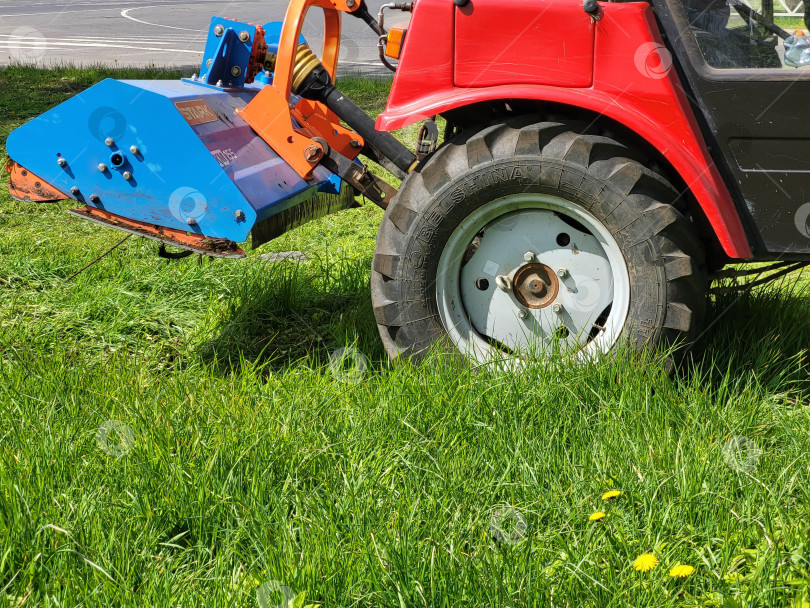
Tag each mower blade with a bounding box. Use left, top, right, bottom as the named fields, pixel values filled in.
left=67, top=206, right=245, bottom=259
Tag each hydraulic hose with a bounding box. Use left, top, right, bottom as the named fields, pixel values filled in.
left=292, top=45, right=417, bottom=174
left=349, top=0, right=387, bottom=37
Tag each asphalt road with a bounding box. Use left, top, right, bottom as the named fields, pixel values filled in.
left=0, top=0, right=405, bottom=75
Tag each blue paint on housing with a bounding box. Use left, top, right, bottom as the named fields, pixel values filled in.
left=262, top=21, right=307, bottom=54
left=6, top=77, right=341, bottom=242
left=5, top=17, right=347, bottom=244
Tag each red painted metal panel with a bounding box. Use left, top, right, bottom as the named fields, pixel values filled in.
left=377, top=0, right=752, bottom=259
left=454, top=1, right=594, bottom=88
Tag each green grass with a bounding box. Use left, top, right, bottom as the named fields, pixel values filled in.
left=774, top=17, right=806, bottom=31
left=1, top=65, right=810, bottom=608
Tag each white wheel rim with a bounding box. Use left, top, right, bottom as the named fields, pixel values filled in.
left=435, top=193, right=630, bottom=364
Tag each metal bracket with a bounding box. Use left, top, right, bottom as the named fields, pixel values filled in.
left=416, top=118, right=439, bottom=161
left=237, top=86, right=325, bottom=178
left=314, top=138, right=397, bottom=208
left=203, top=27, right=239, bottom=86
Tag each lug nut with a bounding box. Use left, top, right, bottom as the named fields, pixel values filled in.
left=89, top=194, right=100, bottom=203
left=186, top=217, right=197, bottom=226
left=57, top=157, right=67, bottom=167
left=214, top=24, right=225, bottom=36
left=238, top=30, right=250, bottom=42
left=105, top=137, right=115, bottom=147
left=70, top=186, right=80, bottom=195
left=350, top=139, right=362, bottom=149
left=130, top=145, right=140, bottom=155
left=495, top=275, right=512, bottom=292
left=346, top=0, right=356, bottom=6
left=216, top=79, right=224, bottom=87
left=98, top=163, right=108, bottom=173
left=518, top=309, right=528, bottom=319
left=523, top=251, right=535, bottom=263
left=304, top=146, right=322, bottom=162
left=230, top=66, right=242, bottom=77
left=557, top=267, right=568, bottom=278
left=123, top=171, right=133, bottom=181
left=552, top=302, right=562, bottom=313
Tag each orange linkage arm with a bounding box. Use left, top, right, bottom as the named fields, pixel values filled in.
left=237, top=0, right=363, bottom=179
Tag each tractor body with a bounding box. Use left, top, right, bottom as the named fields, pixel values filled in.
left=379, top=0, right=810, bottom=259
left=5, top=0, right=810, bottom=362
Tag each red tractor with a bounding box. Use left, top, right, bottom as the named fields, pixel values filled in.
left=6, top=0, right=810, bottom=364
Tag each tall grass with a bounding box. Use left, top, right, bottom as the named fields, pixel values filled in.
left=1, top=65, right=809, bottom=607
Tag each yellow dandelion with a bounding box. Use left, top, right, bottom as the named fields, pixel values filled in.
left=601, top=490, right=622, bottom=500
left=632, top=553, right=659, bottom=572
left=669, top=564, right=695, bottom=578
left=589, top=511, right=606, bottom=522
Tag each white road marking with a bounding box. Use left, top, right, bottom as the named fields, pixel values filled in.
left=3, top=0, right=182, bottom=7
left=0, top=7, right=122, bottom=18
left=0, top=41, right=201, bottom=53
left=120, top=6, right=206, bottom=32
left=0, top=35, right=202, bottom=46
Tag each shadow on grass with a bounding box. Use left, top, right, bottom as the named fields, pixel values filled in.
left=695, top=275, right=810, bottom=394
left=198, top=253, right=385, bottom=374
left=200, top=248, right=810, bottom=389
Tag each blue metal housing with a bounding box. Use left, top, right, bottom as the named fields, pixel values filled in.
left=5, top=20, right=347, bottom=245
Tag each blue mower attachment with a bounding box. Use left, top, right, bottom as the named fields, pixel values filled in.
left=3, top=17, right=408, bottom=258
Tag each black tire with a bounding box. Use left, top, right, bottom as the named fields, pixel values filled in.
left=371, top=118, right=706, bottom=362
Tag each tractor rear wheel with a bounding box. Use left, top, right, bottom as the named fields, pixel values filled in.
left=371, top=119, right=706, bottom=364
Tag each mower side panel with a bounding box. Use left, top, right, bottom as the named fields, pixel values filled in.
left=378, top=0, right=752, bottom=260
left=6, top=78, right=338, bottom=243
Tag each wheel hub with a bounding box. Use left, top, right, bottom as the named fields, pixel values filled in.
left=436, top=194, right=630, bottom=363
left=512, top=262, right=559, bottom=309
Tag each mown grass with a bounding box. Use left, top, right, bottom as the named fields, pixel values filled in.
left=1, top=65, right=810, bottom=608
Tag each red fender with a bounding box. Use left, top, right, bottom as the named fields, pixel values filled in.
left=376, top=0, right=752, bottom=260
